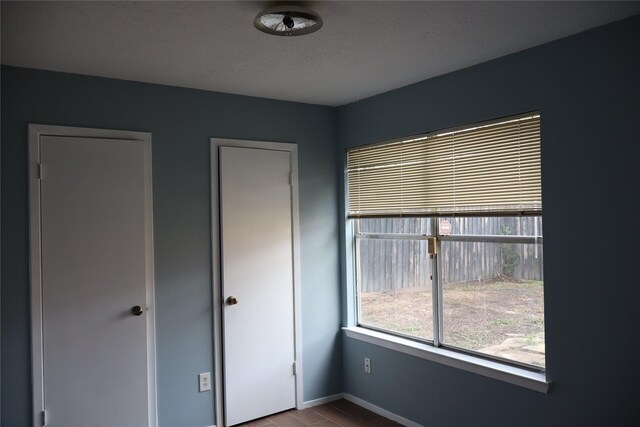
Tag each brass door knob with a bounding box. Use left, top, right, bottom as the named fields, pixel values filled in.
left=131, top=305, right=144, bottom=316
left=226, top=296, right=239, bottom=306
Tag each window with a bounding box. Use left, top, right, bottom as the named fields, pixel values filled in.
left=348, top=114, right=544, bottom=370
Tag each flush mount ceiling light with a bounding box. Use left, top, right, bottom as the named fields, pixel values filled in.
left=254, top=4, right=323, bottom=36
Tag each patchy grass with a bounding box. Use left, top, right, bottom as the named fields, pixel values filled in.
left=360, top=279, right=545, bottom=367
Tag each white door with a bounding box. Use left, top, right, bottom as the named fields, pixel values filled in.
left=30, top=128, right=156, bottom=427
left=219, top=146, right=296, bottom=426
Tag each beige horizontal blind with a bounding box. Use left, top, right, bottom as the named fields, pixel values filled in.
left=347, top=114, right=541, bottom=217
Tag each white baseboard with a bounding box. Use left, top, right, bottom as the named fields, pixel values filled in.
left=300, top=393, right=344, bottom=408
left=343, top=393, right=423, bottom=427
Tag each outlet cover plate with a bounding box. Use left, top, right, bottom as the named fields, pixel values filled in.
left=199, top=372, right=211, bottom=392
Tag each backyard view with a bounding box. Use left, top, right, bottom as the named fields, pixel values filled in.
left=360, top=278, right=545, bottom=367
left=357, top=217, right=545, bottom=368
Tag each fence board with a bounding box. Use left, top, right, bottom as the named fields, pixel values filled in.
left=358, top=217, right=543, bottom=292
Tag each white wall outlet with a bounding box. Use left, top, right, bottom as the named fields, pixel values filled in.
left=364, top=357, right=371, bottom=374
left=199, top=372, right=211, bottom=392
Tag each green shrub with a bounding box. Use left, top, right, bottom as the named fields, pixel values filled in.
left=500, top=225, right=520, bottom=277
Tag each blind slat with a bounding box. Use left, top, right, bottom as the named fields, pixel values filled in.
left=347, top=114, right=541, bottom=217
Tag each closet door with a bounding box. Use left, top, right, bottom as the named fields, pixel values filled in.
left=31, top=128, right=156, bottom=427
left=219, top=146, right=296, bottom=426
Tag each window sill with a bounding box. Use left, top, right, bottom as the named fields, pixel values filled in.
left=343, top=326, right=550, bottom=393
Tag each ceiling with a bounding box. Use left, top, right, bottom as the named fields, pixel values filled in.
left=2, top=1, right=639, bottom=106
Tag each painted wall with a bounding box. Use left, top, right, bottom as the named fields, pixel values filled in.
left=337, top=14, right=640, bottom=426
left=3, top=12, right=639, bottom=427
left=1, top=66, right=342, bottom=426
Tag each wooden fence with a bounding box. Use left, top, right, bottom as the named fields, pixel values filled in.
left=358, top=217, right=543, bottom=292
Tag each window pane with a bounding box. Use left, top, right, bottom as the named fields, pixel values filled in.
left=440, top=241, right=544, bottom=367
left=437, top=216, right=542, bottom=237
left=357, top=238, right=433, bottom=341
left=358, top=217, right=432, bottom=235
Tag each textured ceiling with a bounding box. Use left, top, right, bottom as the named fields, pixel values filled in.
left=2, top=1, right=640, bottom=106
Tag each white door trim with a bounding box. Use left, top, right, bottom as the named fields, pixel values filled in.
left=210, top=138, right=303, bottom=427
left=28, top=124, right=157, bottom=427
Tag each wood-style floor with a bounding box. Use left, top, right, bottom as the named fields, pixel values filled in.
left=238, top=399, right=403, bottom=427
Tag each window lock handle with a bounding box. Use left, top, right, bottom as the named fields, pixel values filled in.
left=428, top=237, right=438, bottom=258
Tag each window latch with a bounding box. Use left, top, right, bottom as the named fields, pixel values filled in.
left=428, top=237, right=437, bottom=258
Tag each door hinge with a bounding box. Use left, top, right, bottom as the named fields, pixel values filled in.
left=288, top=173, right=293, bottom=186
left=41, top=410, right=47, bottom=426
left=37, top=163, right=43, bottom=179
left=293, top=361, right=297, bottom=376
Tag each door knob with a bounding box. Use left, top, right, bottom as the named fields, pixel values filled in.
left=226, top=296, right=239, bottom=306
left=131, top=305, right=144, bottom=316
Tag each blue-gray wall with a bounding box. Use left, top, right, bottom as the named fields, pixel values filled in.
left=1, top=67, right=342, bottom=426
left=3, top=13, right=640, bottom=427
left=337, top=14, right=640, bottom=426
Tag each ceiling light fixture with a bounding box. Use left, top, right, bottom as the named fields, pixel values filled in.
left=254, top=4, right=323, bottom=36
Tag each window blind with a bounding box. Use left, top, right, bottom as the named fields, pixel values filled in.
left=347, top=114, right=541, bottom=217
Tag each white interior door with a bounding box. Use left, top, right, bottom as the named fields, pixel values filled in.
left=31, top=129, right=156, bottom=427
left=219, top=146, right=296, bottom=426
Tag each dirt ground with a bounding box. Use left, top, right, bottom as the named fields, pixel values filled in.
left=360, top=278, right=545, bottom=367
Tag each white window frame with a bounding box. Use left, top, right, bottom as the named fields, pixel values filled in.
left=346, top=217, right=548, bottom=392
left=343, top=114, right=549, bottom=393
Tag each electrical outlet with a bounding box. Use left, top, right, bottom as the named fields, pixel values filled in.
left=364, top=357, right=371, bottom=374
left=199, top=372, right=211, bottom=392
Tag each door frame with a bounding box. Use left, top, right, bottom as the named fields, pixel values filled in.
left=28, top=124, right=157, bottom=427
left=210, top=138, right=303, bottom=427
